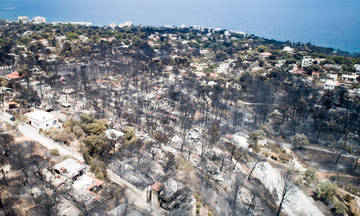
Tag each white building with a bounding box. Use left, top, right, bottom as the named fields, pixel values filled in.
left=200, top=49, right=209, bottom=55
left=38, top=39, right=49, bottom=46
left=354, top=64, right=360, bottom=72
left=260, top=52, right=272, bottom=59
left=301, top=56, right=314, bottom=68
left=323, top=80, right=337, bottom=90
left=118, top=21, right=132, bottom=28
left=51, top=21, right=92, bottom=26
left=32, top=16, right=46, bottom=24
left=25, top=110, right=57, bottom=130
left=71, top=174, right=103, bottom=206
left=55, top=36, right=67, bottom=41
left=105, top=129, right=124, bottom=141
left=283, top=46, right=294, bottom=53
left=109, top=23, right=116, bottom=29
left=79, top=35, right=89, bottom=42
left=341, top=74, right=358, bottom=83
left=18, top=16, right=29, bottom=23
left=328, top=74, right=338, bottom=81
left=53, top=158, right=86, bottom=180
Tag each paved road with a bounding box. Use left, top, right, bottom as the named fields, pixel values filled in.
left=280, top=141, right=358, bottom=160
left=18, top=124, right=85, bottom=162
left=0, top=112, right=164, bottom=215
left=303, top=145, right=358, bottom=159
left=0, top=111, right=84, bottom=161
left=0, top=111, right=83, bottom=162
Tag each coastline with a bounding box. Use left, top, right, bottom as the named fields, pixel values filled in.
left=1, top=16, right=359, bottom=55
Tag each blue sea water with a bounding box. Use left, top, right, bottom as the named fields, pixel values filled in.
left=0, top=0, right=360, bottom=53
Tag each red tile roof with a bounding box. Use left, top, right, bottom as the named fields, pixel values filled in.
left=6, top=71, right=24, bottom=80
left=225, top=134, right=233, bottom=139
left=151, top=182, right=163, bottom=192
left=6, top=101, right=19, bottom=105
left=261, top=52, right=272, bottom=57
left=209, top=73, right=218, bottom=78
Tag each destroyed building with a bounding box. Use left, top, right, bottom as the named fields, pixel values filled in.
left=147, top=178, right=194, bottom=213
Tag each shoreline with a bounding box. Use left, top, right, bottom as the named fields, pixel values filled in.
left=1, top=16, right=359, bottom=55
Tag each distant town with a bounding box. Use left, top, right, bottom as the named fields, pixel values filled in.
left=16, top=15, right=133, bottom=28
left=0, top=15, right=359, bottom=216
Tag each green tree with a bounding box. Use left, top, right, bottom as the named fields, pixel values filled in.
left=81, top=119, right=108, bottom=135
left=304, top=168, right=316, bottom=184
left=315, top=181, right=336, bottom=202
left=247, top=129, right=265, bottom=150
left=89, top=158, right=107, bottom=179
left=82, top=133, right=110, bottom=159
left=122, top=126, right=137, bottom=145
left=333, top=200, right=348, bottom=216
left=63, top=117, right=79, bottom=130
left=80, top=113, right=95, bottom=124
left=291, top=134, right=309, bottom=149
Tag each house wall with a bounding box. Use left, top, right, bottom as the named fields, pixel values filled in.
left=324, top=84, right=335, bottom=90
left=30, top=118, right=57, bottom=130
left=302, top=59, right=313, bottom=68
left=151, top=190, right=160, bottom=207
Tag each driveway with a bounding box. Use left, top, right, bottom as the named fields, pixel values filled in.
left=0, top=111, right=164, bottom=215
left=18, top=123, right=84, bottom=162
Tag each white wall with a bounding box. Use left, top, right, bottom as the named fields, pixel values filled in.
left=31, top=119, right=57, bottom=130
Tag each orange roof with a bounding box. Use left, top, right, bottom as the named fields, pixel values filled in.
left=209, top=73, right=218, bottom=77
left=6, top=71, right=24, bottom=79
left=290, top=66, right=305, bottom=75
left=151, top=182, right=163, bottom=192
left=261, top=52, right=272, bottom=56
left=6, top=101, right=19, bottom=105
left=225, top=134, right=233, bottom=139
left=292, top=70, right=305, bottom=75
left=100, top=37, right=115, bottom=42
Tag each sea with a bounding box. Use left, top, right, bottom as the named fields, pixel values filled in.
left=0, top=0, right=360, bottom=53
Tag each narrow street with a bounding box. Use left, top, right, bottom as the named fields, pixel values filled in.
left=0, top=111, right=163, bottom=215
left=18, top=123, right=85, bottom=162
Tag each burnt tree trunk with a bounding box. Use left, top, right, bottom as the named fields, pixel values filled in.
left=335, top=152, right=343, bottom=165
left=220, top=155, right=226, bottom=172
left=353, top=157, right=358, bottom=170
left=276, top=195, right=285, bottom=216
left=248, top=161, right=259, bottom=180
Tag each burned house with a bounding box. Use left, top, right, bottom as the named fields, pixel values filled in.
left=44, top=158, right=105, bottom=212
left=70, top=173, right=104, bottom=209
left=53, top=158, right=86, bottom=181
left=147, top=178, right=194, bottom=213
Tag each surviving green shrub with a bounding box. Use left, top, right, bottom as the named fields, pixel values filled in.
left=304, top=168, right=316, bottom=184
left=333, top=200, right=348, bottom=215
left=315, top=181, right=336, bottom=202
left=50, top=149, right=59, bottom=156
